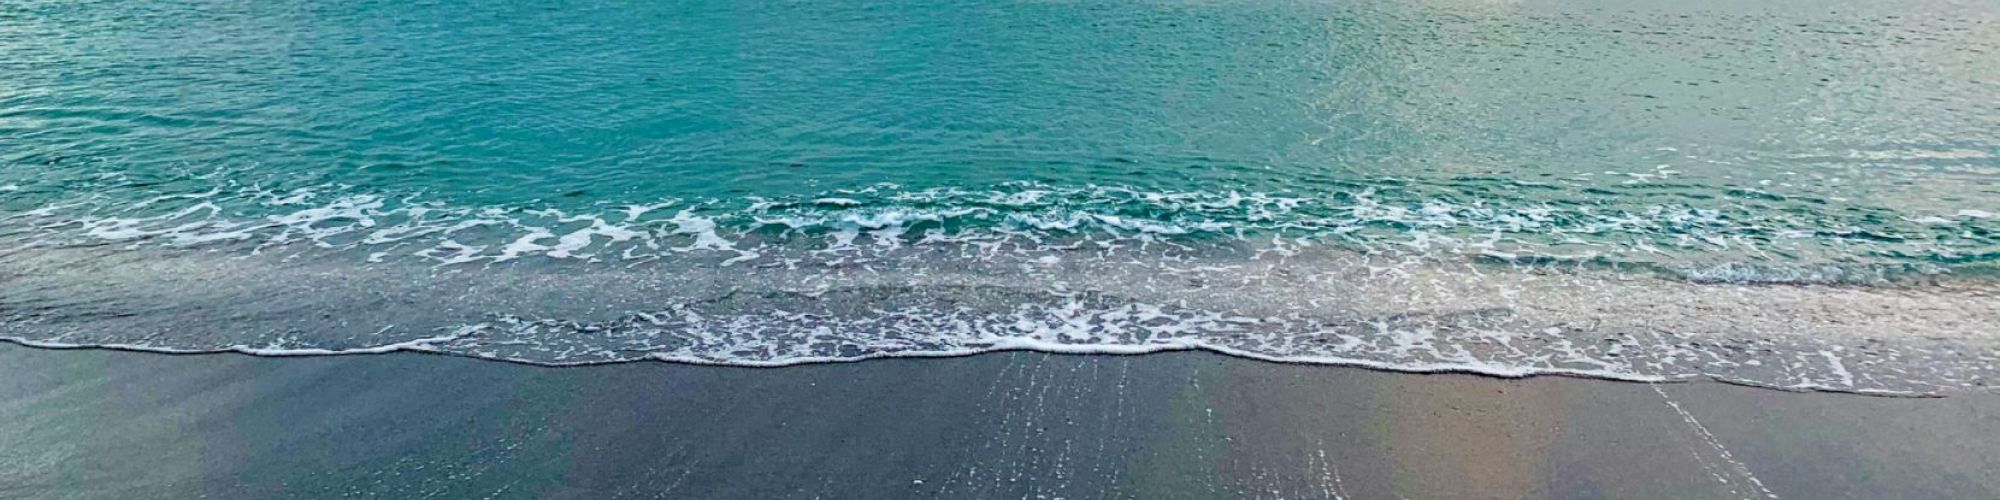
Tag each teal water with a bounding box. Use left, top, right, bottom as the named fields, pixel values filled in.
left=2, top=0, right=1998, bottom=392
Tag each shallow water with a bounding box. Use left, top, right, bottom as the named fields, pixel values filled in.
left=2, top=0, right=1997, bottom=393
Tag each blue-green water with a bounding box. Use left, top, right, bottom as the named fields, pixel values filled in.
left=2, top=0, right=1998, bottom=392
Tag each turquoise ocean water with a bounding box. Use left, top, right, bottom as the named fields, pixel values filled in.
left=3, top=0, right=1997, bottom=393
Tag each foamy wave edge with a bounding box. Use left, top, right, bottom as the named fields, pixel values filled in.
left=3, top=334, right=1954, bottom=398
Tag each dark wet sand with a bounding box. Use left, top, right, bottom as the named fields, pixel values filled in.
left=0, top=345, right=1994, bottom=499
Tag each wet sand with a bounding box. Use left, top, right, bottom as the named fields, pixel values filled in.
left=0, top=345, right=1994, bottom=499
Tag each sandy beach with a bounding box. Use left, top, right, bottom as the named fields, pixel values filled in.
left=1, top=345, right=1993, bottom=499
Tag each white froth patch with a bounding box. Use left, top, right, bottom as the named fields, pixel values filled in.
left=621, top=201, right=677, bottom=221
left=260, top=189, right=316, bottom=206
left=496, top=228, right=558, bottom=262
left=668, top=208, right=734, bottom=251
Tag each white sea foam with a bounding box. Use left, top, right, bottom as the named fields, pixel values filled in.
left=2, top=182, right=1989, bottom=278
left=2, top=182, right=1997, bottom=394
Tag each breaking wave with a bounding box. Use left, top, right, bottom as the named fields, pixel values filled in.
left=3, top=179, right=1995, bottom=278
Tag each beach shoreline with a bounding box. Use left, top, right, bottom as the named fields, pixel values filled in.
left=7, top=241, right=1996, bottom=395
